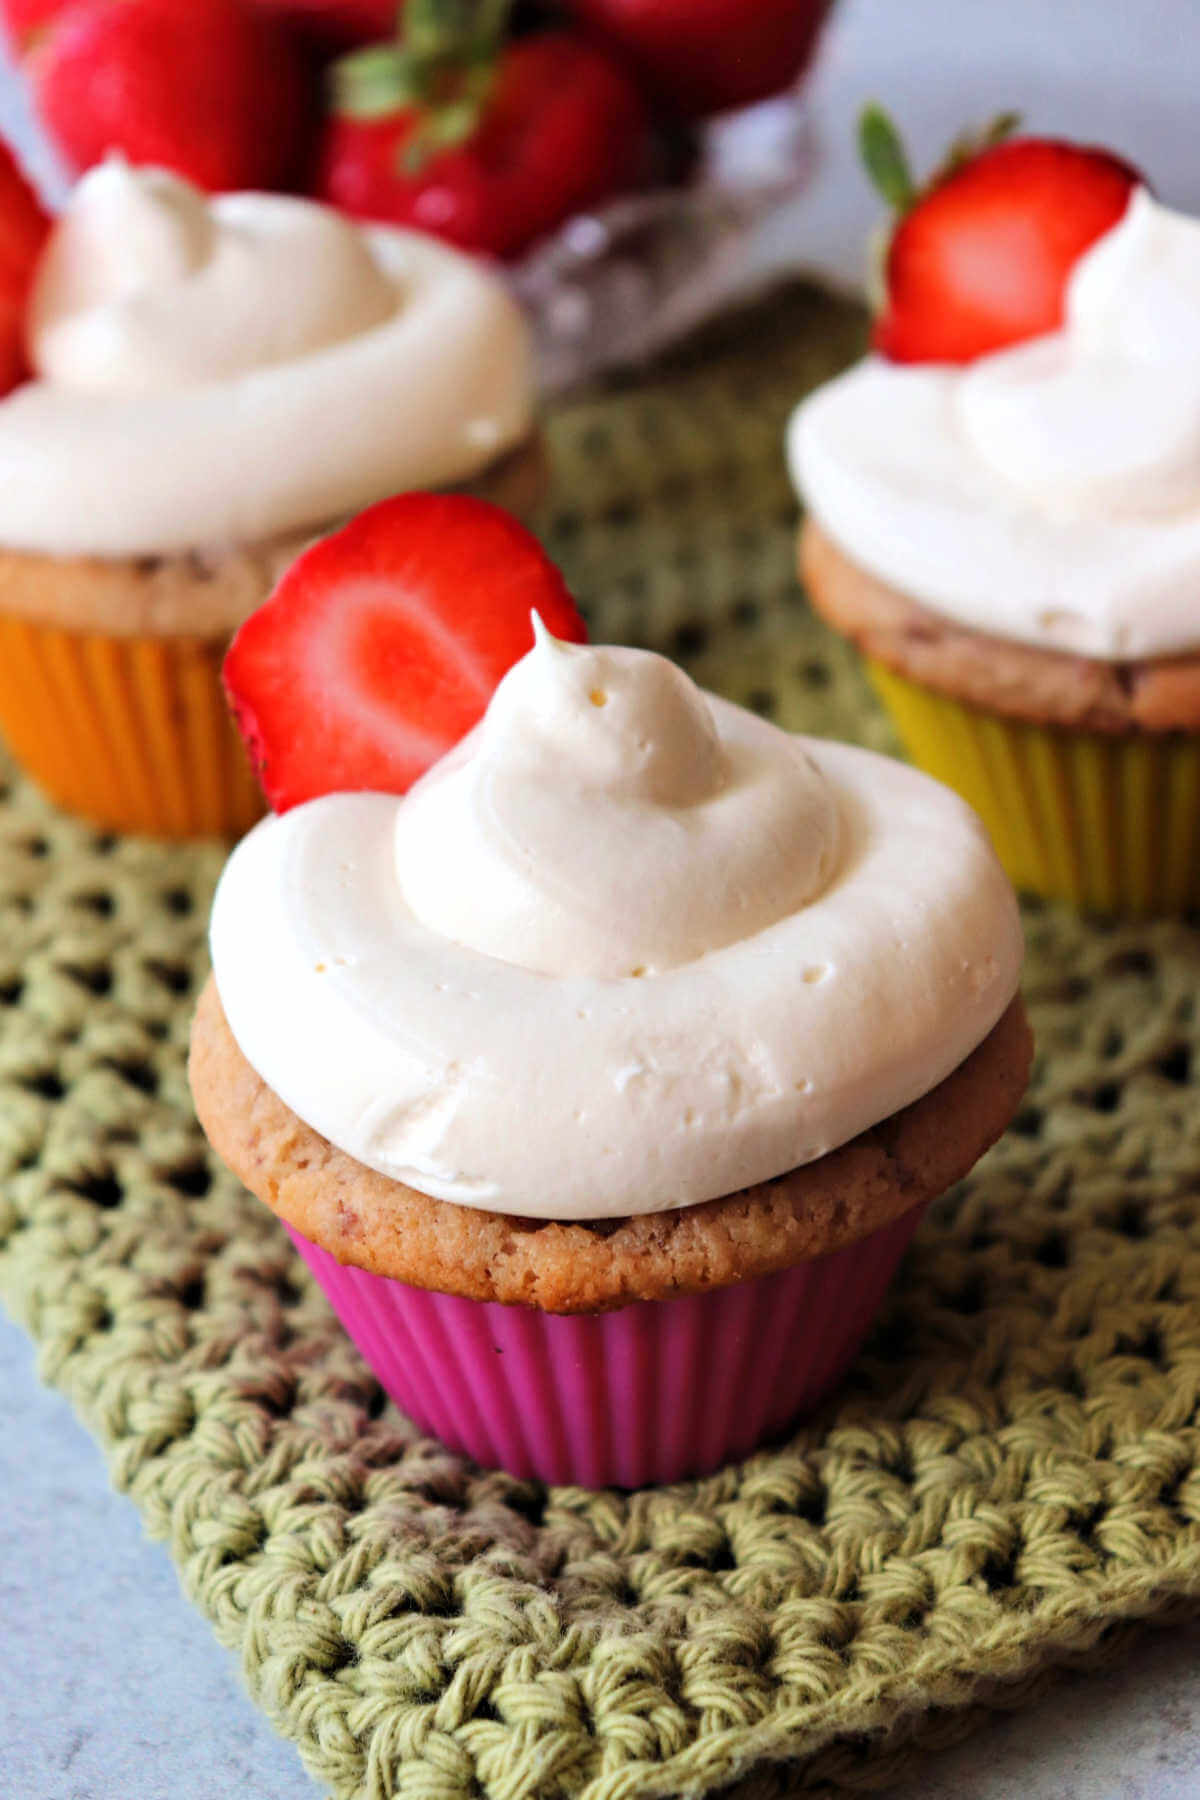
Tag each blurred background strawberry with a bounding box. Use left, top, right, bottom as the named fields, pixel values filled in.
left=246, top=0, right=398, bottom=55
left=562, top=0, right=834, bottom=121
left=26, top=0, right=313, bottom=191
left=0, top=134, right=48, bottom=390
left=0, top=0, right=66, bottom=49
left=317, top=4, right=655, bottom=258
left=2, top=0, right=833, bottom=246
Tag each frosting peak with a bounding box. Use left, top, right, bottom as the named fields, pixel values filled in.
left=392, top=632, right=842, bottom=977
left=487, top=618, right=725, bottom=804
left=31, top=158, right=397, bottom=392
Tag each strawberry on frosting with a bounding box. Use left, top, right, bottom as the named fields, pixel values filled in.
left=789, top=121, right=1200, bottom=667
left=859, top=107, right=1141, bottom=365
left=224, top=494, right=589, bottom=813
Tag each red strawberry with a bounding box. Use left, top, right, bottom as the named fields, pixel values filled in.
left=246, top=0, right=398, bottom=56
left=317, top=27, right=653, bottom=260
left=563, top=0, right=833, bottom=122
left=0, top=140, right=51, bottom=394
left=29, top=0, right=312, bottom=194
left=861, top=108, right=1141, bottom=365
left=225, top=495, right=589, bottom=813
left=0, top=0, right=67, bottom=48
left=4, top=0, right=394, bottom=51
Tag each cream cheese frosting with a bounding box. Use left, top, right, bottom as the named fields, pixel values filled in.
left=210, top=631, right=1023, bottom=1220
left=0, top=158, right=534, bottom=557
left=788, top=188, right=1200, bottom=661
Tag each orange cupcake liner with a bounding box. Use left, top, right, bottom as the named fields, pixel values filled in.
left=0, top=613, right=263, bottom=839
left=869, top=660, right=1200, bottom=915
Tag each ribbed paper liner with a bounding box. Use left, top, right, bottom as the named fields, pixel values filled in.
left=0, top=614, right=263, bottom=838
left=287, top=1206, right=926, bottom=1488
left=869, top=661, right=1200, bottom=915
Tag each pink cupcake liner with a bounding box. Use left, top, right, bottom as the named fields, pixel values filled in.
left=286, top=1204, right=927, bottom=1488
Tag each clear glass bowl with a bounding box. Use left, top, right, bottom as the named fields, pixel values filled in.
left=509, top=88, right=818, bottom=394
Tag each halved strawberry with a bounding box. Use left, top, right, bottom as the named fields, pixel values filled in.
left=0, top=139, right=50, bottom=394
left=224, top=494, right=588, bottom=814
left=860, top=107, right=1142, bottom=364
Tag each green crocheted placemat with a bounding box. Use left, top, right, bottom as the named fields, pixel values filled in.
left=3, top=286, right=1200, bottom=1800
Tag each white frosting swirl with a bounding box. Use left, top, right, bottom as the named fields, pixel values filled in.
left=789, top=189, right=1200, bottom=660
left=210, top=634, right=1023, bottom=1220
left=393, top=619, right=841, bottom=977
left=0, top=159, right=533, bottom=557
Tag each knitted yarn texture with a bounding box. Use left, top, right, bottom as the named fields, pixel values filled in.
left=2, top=289, right=1200, bottom=1800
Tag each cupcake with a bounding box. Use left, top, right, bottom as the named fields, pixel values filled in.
left=189, top=494, right=1031, bottom=1488
left=789, top=124, right=1200, bottom=915
left=0, top=156, right=538, bottom=838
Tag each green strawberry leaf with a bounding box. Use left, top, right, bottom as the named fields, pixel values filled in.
left=334, top=45, right=423, bottom=120
left=983, top=109, right=1023, bottom=147
left=858, top=103, right=916, bottom=213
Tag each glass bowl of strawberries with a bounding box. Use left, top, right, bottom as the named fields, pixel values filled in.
left=5, top=0, right=834, bottom=391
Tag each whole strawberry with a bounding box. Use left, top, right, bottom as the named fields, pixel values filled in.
left=563, top=0, right=833, bottom=122
left=317, top=2, right=653, bottom=260
left=861, top=107, right=1141, bottom=364
left=30, top=0, right=312, bottom=193
left=0, top=139, right=50, bottom=394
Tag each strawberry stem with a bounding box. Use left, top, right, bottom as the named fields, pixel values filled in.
left=335, top=43, right=424, bottom=118
left=859, top=104, right=1025, bottom=216
left=405, top=0, right=510, bottom=63
left=936, top=110, right=1022, bottom=183
left=858, top=104, right=916, bottom=213
left=399, top=67, right=493, bottom=168
left=333, top=0, right=514, bottom=147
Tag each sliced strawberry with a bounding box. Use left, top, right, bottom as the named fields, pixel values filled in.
left=860, top=109, right=1141, bottom=365
left=225, top=494, right=588, bottom=814
left=0, top=140, right=51, bottom=394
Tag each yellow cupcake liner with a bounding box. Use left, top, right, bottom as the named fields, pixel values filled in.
left=0, top=614, right=263, bottom=839
left=868, top=661, right=1200, bottom=915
